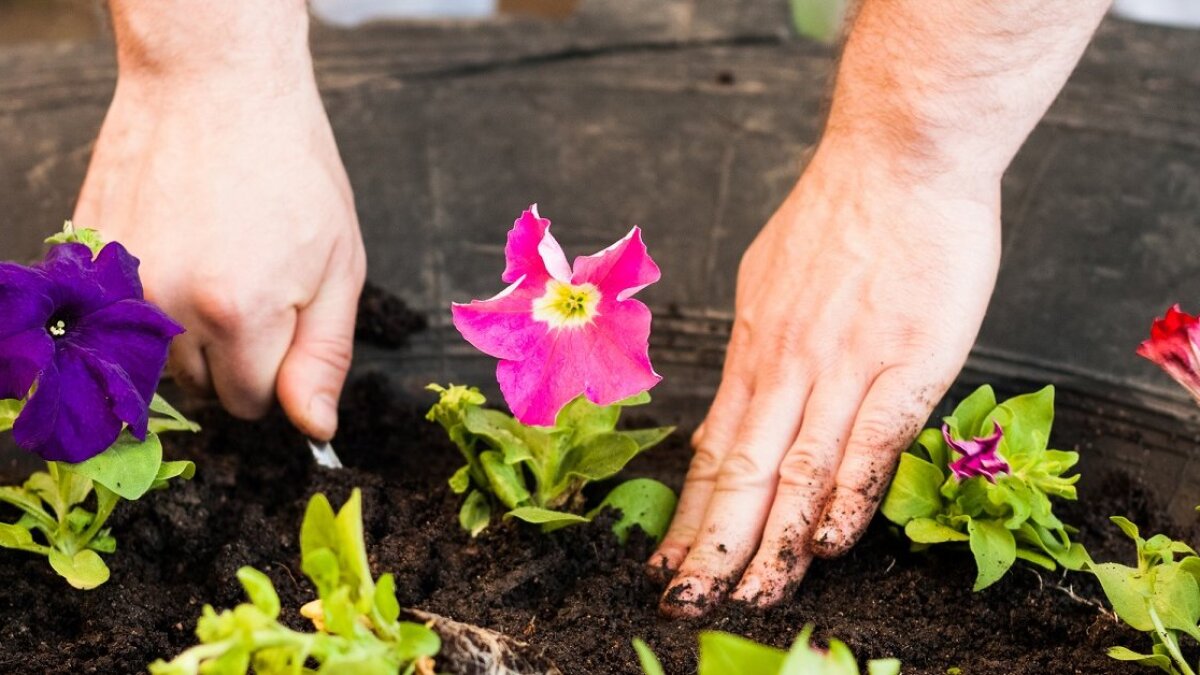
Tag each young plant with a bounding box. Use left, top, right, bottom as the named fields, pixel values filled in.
left=0, top=223, right=197, bottom=589
left=431, top=206, right=678, bottom=537
left=1088, top=517, right=1200, bottom=675
left=150, top=489, right=441, bottom=675
left=428, top=384, right=676, bottom=537
left=880, top=384, right=1087, bottom=590
left=634, top=626, right=900, bottom=675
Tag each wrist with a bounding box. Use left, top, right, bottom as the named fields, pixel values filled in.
left=110, top=0, right=313, bottom=99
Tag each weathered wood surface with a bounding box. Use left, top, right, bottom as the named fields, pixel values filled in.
left=1, top=0, right=1199, bottom=409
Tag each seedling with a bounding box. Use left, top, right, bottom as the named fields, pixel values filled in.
left=0, top=224, right=197, bottom=588
left=150, top=489, right=441, bottom=675
left=1088, top=516, right=1200, bottom=675
left=881, top=385, right=1086, bottom=590
left=428, top=385, right=676, bottom=537
left=634, top=626, right=900, bottom=675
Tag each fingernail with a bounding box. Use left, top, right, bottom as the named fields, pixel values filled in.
left=731, top=575, right=761, bottom=602
left=309, top=394, right=338, bottom=439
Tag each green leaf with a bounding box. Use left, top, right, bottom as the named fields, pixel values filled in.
left=505, top=506, right=590, bottom=528
left=45, top=222, right=105, bottom=255
left=300, top=493, right=338, bottom=564
left=949, top=385, right=997, bottom=439
left=881, top=454, right=944, bottom=526
left=0, top=522, right=35, bottom=549
left=0, top=398, right=21, bottom=432
left=448, top=465, right=471, bottom=494
left=1107, top=646, right=1173, bottom=669
left=149, top=394, right=201, bottom=433
left=868, top=659, right=902, bottom=675
left=374, top=573, right=401, bottom=625
left=968, top=519, right=1017, bottom=591
left=554, top=395, right=622, bottom=437
left=621, top=427, right=675, bottom=452
left=333, top=489, right=374, bottom=602
left=780, top=626, right=825, bottom=674
left=463, top=407, right=540, bottom=465
left=1090, top=562, right=1154, bottom=631
left=302, top=548, right=341, bottom=600
left=911, top=428, right=949, bottom=471
left=1111, top=516, right=1142, bottom=543
left=698, top=631, right=786, bottom=675
left=905, top=518, right=969, bottom=544
left=1014, top=548, right=1057, bottom=571
left=591, top=479, right=677, bottom=543
left=633, top=639, right=666, bottom=675
left=237, top=567, right=280, bottom=620
left=559, top=432, right=641, bottom=483
left=395, top=622, right=442, bottom=663
left=68, top=430, right=163, bottom=500
left=480, top=451, right=531, bottom=509
left=459, top=490, right=491, bottom=537
left=49, top=549, right=110, bottom=589
left=1152, top=563, right=1200, bottom=641
left=989, top=386, right=1054, bottom=458
left=151, top=460, right=196, bottom=491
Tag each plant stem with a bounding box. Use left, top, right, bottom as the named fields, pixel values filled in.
left=77, top=484, right=119, bottom=550
left=1149, top=606, right=1198, bottom=675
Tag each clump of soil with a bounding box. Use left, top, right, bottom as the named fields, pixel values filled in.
left=355, top=281, right=427, bottom=348
left=0, top=290, right=1187, bottom=674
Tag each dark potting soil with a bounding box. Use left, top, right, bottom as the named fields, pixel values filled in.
left=0, top=300, right=1191, bottom=674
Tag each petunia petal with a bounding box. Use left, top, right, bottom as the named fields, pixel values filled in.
left=0, top=328, right=54, bottom=401
left=13, top=350, right=124, bottom=462
left=68, top=298, right=184, bottom=405
left=74, top=344, right=150, bottom=439
left=0, top=263, right=54, bottom=338
left=495, top=298, right=660, bottom=426
left=570, top=226, right=660, bottom=301
left=451, top=282, right=548, bottom=362
left=1137, top=304, right=1200, bottom=403
left=501, top=205, right=570, bottom=286
left=90, top=242, right=146, bottom=304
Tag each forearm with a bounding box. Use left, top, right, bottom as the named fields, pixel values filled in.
left=822, top=0, right=1111, bottom=193
left=107, top=0, right=313, bottom=97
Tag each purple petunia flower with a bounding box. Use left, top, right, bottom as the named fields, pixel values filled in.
left=0, top=242, right=182, bottom=462
left=942, top=421, right=1009, bottom=482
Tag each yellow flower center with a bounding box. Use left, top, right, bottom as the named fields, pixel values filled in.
left=48, top=319, right=67, bottom=338
left=532, top=280, right=601, bottom=329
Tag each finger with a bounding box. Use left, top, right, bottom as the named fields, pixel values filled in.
left=810, top=367, right=945, bottom=558
left=207, top=309, right=297, bottom=420
left=647, top=369, right=752, bottom=582
left=166, top=330, right=212, bottom=395
left=276, top=253, right=364, bottom=441
left=659, top=375, right=810, bottom=618
left=730, top=370, right=870, bottom=607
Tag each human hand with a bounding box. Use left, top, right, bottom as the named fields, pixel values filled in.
left=74, top=41, right=365, bottom=441
left=650, top=139, right=1001, bottom=616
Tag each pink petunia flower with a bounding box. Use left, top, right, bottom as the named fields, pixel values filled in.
left=451, top=205, right=662, bottom=425
left=1137, top=304, right=1200, bottom=403
left=943, top=422, right=1009, bottom=482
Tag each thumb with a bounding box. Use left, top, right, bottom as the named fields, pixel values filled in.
left=277, top=270, right=363, bottom=441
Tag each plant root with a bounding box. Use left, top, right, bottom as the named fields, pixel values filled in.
left=403, top=609, right=563, bottom=675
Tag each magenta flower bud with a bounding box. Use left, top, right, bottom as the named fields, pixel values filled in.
left=942, top=421, right=1009, bottom=482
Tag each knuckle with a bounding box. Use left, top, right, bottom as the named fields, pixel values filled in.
left=715, top=448, right=774, bottom=491
left=193, top=288, right=252, bottom=334
left=687, top=443, right=724, bottom=482
left=776, top=443, right=834, bottom=491
left=298, top=336, right=354, bottom=375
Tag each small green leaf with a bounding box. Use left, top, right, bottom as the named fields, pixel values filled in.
left=1014, top=548, right=1057, bottom=571
left=1090, top=562, right=1154, bottom=631
left=1106, top=646, right=1173, bottom=668
left=151, top=460, right=196, bottom=491
left=633, top=639, right=666, bottom=675
left=300, top=493, right=338, bottom=563
left=505, top=506, right=590, bottom=528
left=1152, top=563, right=1200, bottom=641
left=480, top=451, right=532, bottom=509
left=148, top=394, right=201, bottom=433
left=868, top=658, right=902, bottom=675
left=989, top=386, right=1054, bottom=458
left=333, top=489, right=374, bottom=602
left=395, top=622, right=442, bottom=663
left=448, top=465, right=472, bottom=494
left=698, top=631, right=786, bottom=675
left=45, top=222, right=105, bottom=255
left=301, top=548, right=340, bottom=599
left=1110, top=516, right=1141, bottom=543
left=237, top=567, right=280, bottom=619
left=0, top=398, right=21, bottom=432
left=554, top=395, right=622, bottom=436
left=905, top=518, right=969, bottom=544
left=49, top=549, right=110, bottom=589
left=374, top=573, right=401, bottom=624
left=621, top=427, right=675, bottom=452
left=881, top=454, right=945, bottom=525
left=459, top=490, right=491, bottom=537
left=463, top=407, right=540, bottom=465
left=559, top=432, right=641, bottom=483
left=948, top=385, right=997, bottom=438
left=591, top=479, right=677, bottom=543
left=0, top=522, right=35, bottom=549
left=910, top=428, right=949, bottom=470
left=68, top=430, right=163, bottom=500
left=968, top=519, right=1017, bottom=591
